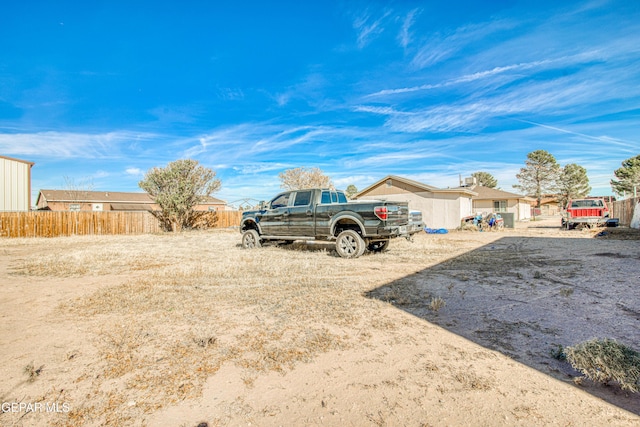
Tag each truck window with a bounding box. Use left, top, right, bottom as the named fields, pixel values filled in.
left=270, top=193, right=290, bottom=209
left=293, top=190, right=312, bottom=206
left=320, top=191, right=331, bottom=204
left=331, top=192, right=338, bottom=203
left=571, top=200, right=603, bottom=208
left=337, top=191, right=348, bottom=203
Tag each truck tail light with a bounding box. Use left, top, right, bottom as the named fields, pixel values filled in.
left=374, top=206, right=388, bottom=220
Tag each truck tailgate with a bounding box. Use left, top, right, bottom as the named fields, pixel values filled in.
left=569, top=208, right=603, bottom=217
left=378, top=204, right=409, bottom=226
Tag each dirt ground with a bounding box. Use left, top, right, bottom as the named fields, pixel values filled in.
left=1, top=218, right=639, bottom=426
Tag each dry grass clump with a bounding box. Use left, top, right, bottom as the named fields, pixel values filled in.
left=452, top=369, right=494, bottom=391
left=23, top=361, right=44, bottom=382
left=565, top=338, right=640, bottom=392
left=428, top=296, right=446, bottom=312
left=234, top=327, right=346, bottom=373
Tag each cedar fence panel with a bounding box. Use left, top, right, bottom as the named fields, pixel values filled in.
left=0, top=210, right=242, bottom=238
left=214, top=211, right=242, bottom=228
left=611, top=197, right=639, bottom=227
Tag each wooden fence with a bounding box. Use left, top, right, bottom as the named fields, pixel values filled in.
left=212, top=211, right=243, bottom=228
left=611, top=197, right=639, bottom=227
left=0, top=210, right=242, bottom=238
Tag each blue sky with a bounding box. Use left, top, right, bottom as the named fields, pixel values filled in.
left=1, top=1, right=639, bottom=206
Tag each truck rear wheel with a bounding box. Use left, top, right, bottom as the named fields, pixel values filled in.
left=336, top=230, right=365, bottom=258
left=241, top=229, right=262, bottom=249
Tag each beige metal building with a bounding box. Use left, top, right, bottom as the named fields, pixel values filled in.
left=1, top=155, right=34, bottom=211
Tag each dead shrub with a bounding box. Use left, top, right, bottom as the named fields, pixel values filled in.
left=24, top=361, right=44, bottom=382
left=565, top=338, right=640, bottom=392
left=191, top=211, right=218, bottom=229
left=428, top=296, right=446, bottom=312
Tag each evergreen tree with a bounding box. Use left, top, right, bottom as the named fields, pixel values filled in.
left=557, top=163, right=591, bottom=208
left=610, top=154, right=640, bottom=197
left=471, top=171, right=498, bottom=188
left=345, top=184, right=358, bottom=199
left=513, top=150, right=560, bottom=216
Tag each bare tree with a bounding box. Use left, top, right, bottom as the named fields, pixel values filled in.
left=63, top=176, right=94, bottom=210
left=278, top=167, right=333, bottom=190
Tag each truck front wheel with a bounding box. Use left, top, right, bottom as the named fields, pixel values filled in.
left=336, top=230, right=365, bottom=258
left=242, top=229, right=262, bottom=249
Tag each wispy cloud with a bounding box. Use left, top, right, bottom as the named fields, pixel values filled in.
left=366, top=50, right=606, bottom=98
left=183, top=122, right=366, bottom=166
left=397, top=8, right=420, bottom=49
left=410, top=19, right=515, bottom=69
left=0, top=131, right=158, bottom=159
left=353, top=9, right=392, bottom=48
left=514, top=119, right=639, bottom=151
left=359, top=62, right=635, bottom=134
left=232, top=163, right=289, bottom=175
left=353, top=105, right=406, bottom=115
left=273, top=72, right=335, bottom=108
left=125, top=167, right=143, bottom=176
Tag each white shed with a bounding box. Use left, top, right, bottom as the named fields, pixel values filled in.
left=354, top=175, right=477, bottom=229
left=1, top=155, right=34, bottom=211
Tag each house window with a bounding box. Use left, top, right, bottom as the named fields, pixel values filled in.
left=493, top=200, right=507, bottom=212
left=69, top=204, right=81, bottom=211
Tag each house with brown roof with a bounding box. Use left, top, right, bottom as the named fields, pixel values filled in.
left=534, top=196, right=561, bottom=216
left=1, top=155, right=34, bottom=211
left=468, top=185, right=534, bottom=221
left=35, top=190, right=228, bottom=212
left=354, top=175, right=477, bottom=229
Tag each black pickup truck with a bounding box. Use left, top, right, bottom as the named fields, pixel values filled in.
left=240, top=188, right=423, bottom=258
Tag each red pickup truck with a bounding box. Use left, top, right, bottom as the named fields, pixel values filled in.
left=562, top=198, right=618, bottom=229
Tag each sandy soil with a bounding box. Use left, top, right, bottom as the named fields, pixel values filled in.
left=0, top=219, right=639, bottom=426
